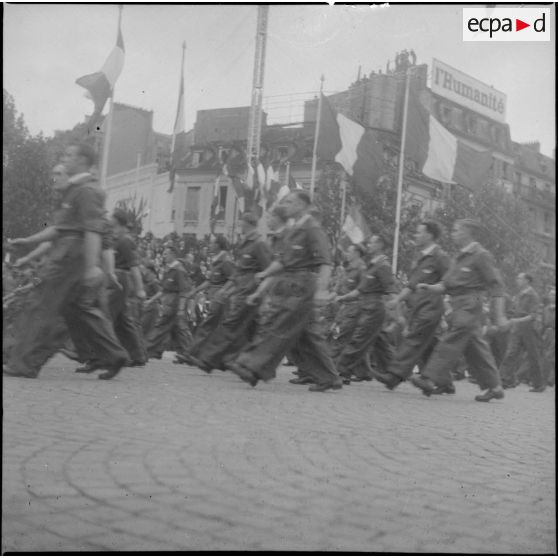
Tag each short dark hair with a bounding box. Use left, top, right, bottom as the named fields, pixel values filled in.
left=70, top=142, right=97, bottom=168
left=350, top=243, right=366, bottom=258
left=520, top=272, right=534, bottom=284
left=270, top=205, right=288, bottom=223
left=164, top=245, right=177, bottom=256
left=112, top=209, right=129, bottom=228
left=292, top=190, right=311, bottom=206
left=456, top=218, right=482, bottom=239
left=420, top=220, right=442, bottom=241
left=371, top=234, right=388, bottom=250
left=214, top=236, right=229, bottom=251
left=240, top=212, right=258, bottom=227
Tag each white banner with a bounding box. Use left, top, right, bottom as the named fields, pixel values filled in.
left=431, top=58, right=507, bottom=124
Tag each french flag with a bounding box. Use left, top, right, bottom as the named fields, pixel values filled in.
left=405, top=85, right=492, bottom=188
left=316, top=95, right=385, bottom=193
left=76, top=23, right=125, bottom=130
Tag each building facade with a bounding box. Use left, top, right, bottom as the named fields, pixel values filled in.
left=104, top=53, right=555, bottom=267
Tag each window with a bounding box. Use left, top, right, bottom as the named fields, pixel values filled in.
left=171, top=209, right=176, bottom=221
left=502, top=161, right=509, bottom=180
left=515, top=171, right=522, bottom=185
left=217, top=185, right=228, bottom=220
left=184, top=187, right=200, bottom=223
left=529, top=177, right=537, bottom=190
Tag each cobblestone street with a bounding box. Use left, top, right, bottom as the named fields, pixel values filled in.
left=2, top=353, right=555, bottom=553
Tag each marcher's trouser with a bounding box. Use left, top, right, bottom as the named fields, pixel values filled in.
left=232, top=271, right=339, bottom=384
left=107, top=270, right=147, bottom=364
left=499, top=323, right=544, bottom=388
left=336, top=297, right=385, bottom=380
left=330, top=301, right=360, bottom=365
left=486, top=328, right=509, bottom=368
left=198, top=276, right=258, bottom=370
left=8, top=239, right=127, bottom=376
left=421, top=293, right=500, bottom=390
left=388, top=301, right=443, bottom=380
left=142, top=302, right=160, bottom=338
left=146, top=292, right=191, bottom=357
left=369, top=330, right=395, bottom=375
left=189, top=289, right=227, bottom=357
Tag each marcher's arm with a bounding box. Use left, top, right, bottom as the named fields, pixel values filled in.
left=130, top=265, right=146, bottom=299
left=257, top=260, right=284, bottom=281
left=416, top=282, right=445, bottom=294
left=14, top=241, right=53, bottom=266
left=247, top=276, right=274, bottom=305
left=9, top=227, right=59, bottom=247
left=83, top=231, right=104, bottom=286
left=337, top=288, right=359, bottom=303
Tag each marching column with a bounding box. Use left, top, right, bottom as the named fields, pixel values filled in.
left=227, top=191, right=343, bottom=392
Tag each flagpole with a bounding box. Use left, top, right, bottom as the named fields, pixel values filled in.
left=171, top=41, right=187, bottom=155
left=339, top=170, right=348, bottom=237
left=392, top=66, right=412, bottom=274
left=309, top=75, right=324, bottom=200
left=100, top=5, right=123, bottom=189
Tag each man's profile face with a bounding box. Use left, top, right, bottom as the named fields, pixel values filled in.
left=62, top=146, right=81, bottom=175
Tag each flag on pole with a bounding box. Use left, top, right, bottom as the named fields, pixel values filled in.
left=264, top=161, right=281, bottom=209
left=317, top=95, right=385, bottom=193
left=338, top=203, right=371, bottom=251
left=405, top=86, right=492, bottom=188
left=76, top=19, right=125, bottom=130
left=211, top=175, right=221, bottom=219
left=169, top=43, right=188, bottom=193
left=224, top=145, right=248, bottom=199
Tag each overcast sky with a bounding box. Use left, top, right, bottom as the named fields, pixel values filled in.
left=3, top=3, right=556, bottom=157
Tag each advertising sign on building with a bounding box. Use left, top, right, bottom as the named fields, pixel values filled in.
left=430, top=58, right=507, bottom=123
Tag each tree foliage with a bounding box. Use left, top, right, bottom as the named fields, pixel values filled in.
left=3, top=90, right=56, bottom=240
left=314, top=160, right=422, bottom=276
left=433, top=180, right=554, bottom=293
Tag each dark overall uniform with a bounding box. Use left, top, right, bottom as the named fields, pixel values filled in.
left=188, top=254, right=235, bottom=358
left=197, top=232, right=271, bottom=371
left=6, top=175, right=128, bottom=377
left=146, top=261, right=191, bottom=358
left=420, top=242, right=504, bottom=390
left=387, top=244, right=449, bottom=381
left=542, top=302, right=555, bottom=386
left=108, top=233, right=147, bottom=365
left=231, top=213, right=341, bottom=386
left=330, top=259, right=366, bottom=364
left=336, top=254, right=396, bottom=381
left=499, top=286, right=544, bottom=389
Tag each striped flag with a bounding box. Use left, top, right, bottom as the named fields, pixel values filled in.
left=405, top=85, right=492, bottom=188
left=317, top=95, right=385, bottom=193
left=264, top=161, right=281, bottom=209
left=76, top=16, right=125, bottom=131
left=338, top=204, right=370, bottom=251
left=169, top=44, right=188, bottom=193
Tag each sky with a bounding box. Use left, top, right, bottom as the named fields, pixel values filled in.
left=3, top=3, right=556, bottom=157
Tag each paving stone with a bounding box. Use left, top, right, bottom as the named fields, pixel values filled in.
left=2, top=355, right=555, bottom=553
